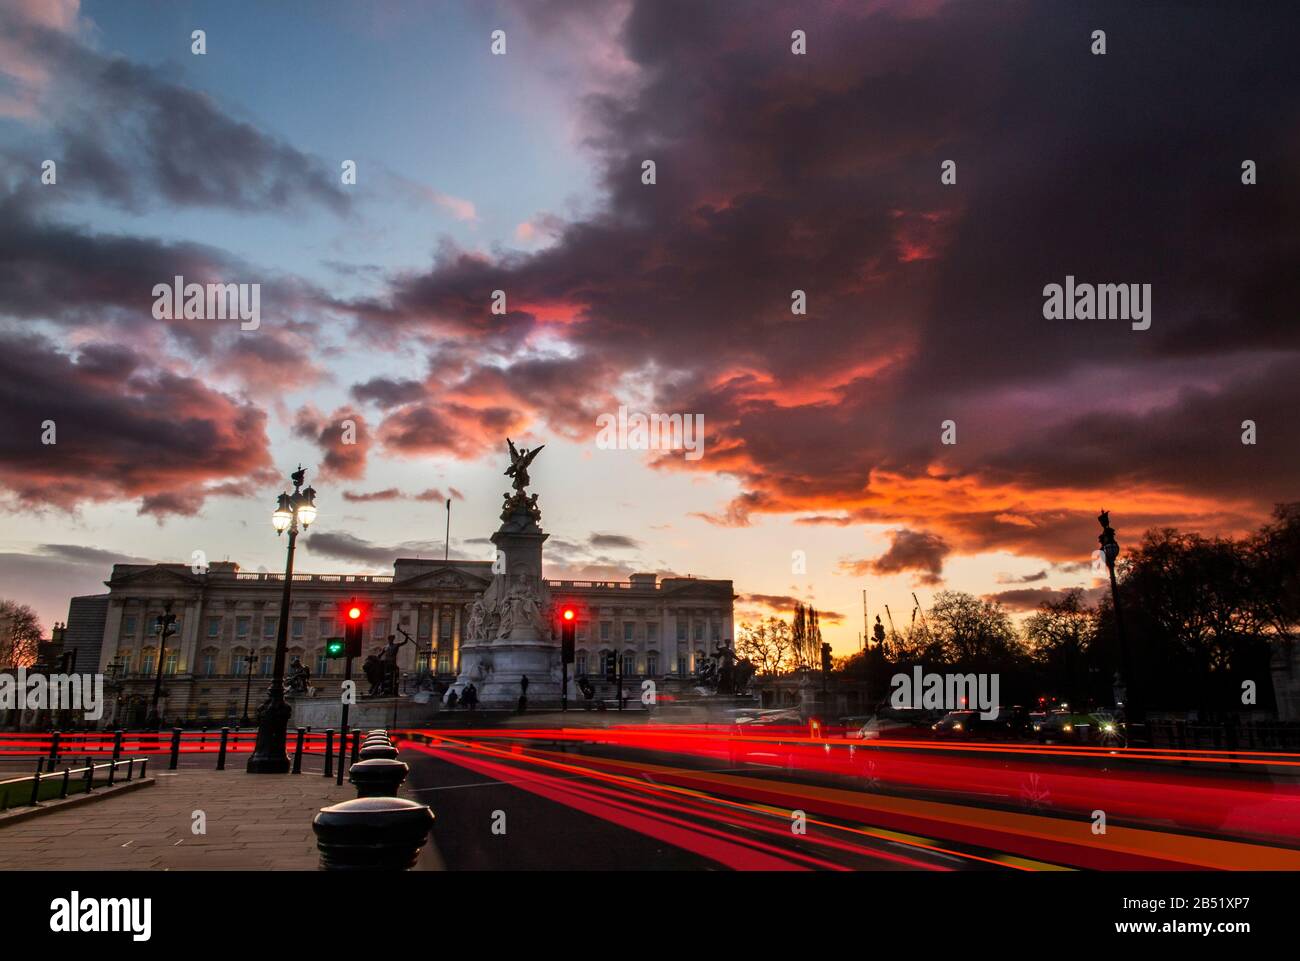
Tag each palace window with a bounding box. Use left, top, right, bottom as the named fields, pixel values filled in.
left=236, top=617, right=250, bottom=637
left=140, top=653, right=155, bottom=676
left=202, top=653, right=217, bottom=676
left=676, top=621, right=687, bottom=642
left=316, top=651, right=330, bottom=676
left=164, top=649, right=178, bottom=674
left=600, top=622, right=611, bottom=642
left=260, top=653, right=273, bottom=675
left=646, top=622, right=658, bottom=642
left=646, top=653, right=658, bottom=676
left=623, top=622, right=634, bottom=642
left=207, top=617, right=221, bottom=638
left=123, top=615, right=138, bottom=636
left=677, top=655, right=688, bottom=676
left=576, top=651, right=588, bottom=675
left=292, top=618, right=306, bottom=639
left=622, top=652, right=635, bottom=676
left=263, top=618, right=277, bottom=639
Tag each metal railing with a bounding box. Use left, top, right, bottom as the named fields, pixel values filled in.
left=1, top=727, right=364, bottom=777
left=0, top=756, right=149, bottom=811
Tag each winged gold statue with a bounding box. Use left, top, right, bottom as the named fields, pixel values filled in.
left=505, top=438, right=545, bottom=493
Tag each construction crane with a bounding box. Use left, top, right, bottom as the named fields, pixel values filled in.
left=911, top=592, right=930, bottom=637
left=883, top=604, right=898, bottom=653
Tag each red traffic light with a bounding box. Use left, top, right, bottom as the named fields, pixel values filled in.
left=348, top=606, right=362, bottom=620
left=563, top=608, right=575, bottom=621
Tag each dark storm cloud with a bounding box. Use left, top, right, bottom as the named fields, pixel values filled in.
left=350, top=377, right=427, bottom=409
left=303, top=531, right=443, bottom=567
left=985, top=586, right=1107, bottom=613
left=0, top=8, right=350, bottom=215
left=842, top=528, right=952, bottom=585
left=352, top=0, right=1300, bottom=561
left=0, top=332, right=276, bottom=516
left=292, top=407, right=371, bottom=480
left=589, top=533, right=642, bottom=550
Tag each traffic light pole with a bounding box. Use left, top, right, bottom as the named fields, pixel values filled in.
left=337, top=652, right=353, bottom=786
left=561, top=660, right=568, bottom=712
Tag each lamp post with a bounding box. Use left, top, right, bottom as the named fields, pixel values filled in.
left=148, top=604, right=177, bottom=728
left=247, top=467, right=318, bottom=774
left=1097, top=511, right=1138, bottom=728
left=239, top=653, right=259, bottom=725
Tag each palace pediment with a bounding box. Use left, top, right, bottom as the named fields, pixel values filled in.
left=106, top=566, right=204, bottom=589
left=394, top=565, right=492, bottom=592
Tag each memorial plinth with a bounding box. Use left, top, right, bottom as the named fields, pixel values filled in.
left=445, top=440, right=568, bottom=709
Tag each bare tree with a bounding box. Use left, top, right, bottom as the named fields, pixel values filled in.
left=736, top=616, right=794, bottom=676
left=0, top=600, right=43, bottom=668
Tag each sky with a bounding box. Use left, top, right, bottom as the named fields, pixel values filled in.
left=1, top=0, right=1298, bottom=652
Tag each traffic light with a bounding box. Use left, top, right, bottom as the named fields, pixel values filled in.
left=820, top=642, right=833, bottom=673
left=560, top=606, right=576, bottom=664
left=340, top=599, right=367, bottom=658
left=325, top=637, right=346, bottom=659
left=605, top=650, right=618, bottom=682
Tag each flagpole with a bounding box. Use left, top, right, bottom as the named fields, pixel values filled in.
left=444, top=499, right=451, bottom=562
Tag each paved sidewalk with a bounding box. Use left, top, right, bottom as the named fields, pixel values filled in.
left=0, top=767, right=354, bottom=870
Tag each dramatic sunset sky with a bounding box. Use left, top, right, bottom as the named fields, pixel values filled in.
left=2, top=1, right=1297, bottom=650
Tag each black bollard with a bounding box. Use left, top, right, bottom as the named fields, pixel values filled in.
left=217, top=728, right=229, bottom=771
left=60, top=767, right=71, bottom=799
left=49, top=731, right=60, bottom=763
left=358, top=743, right=399, bottom=761
left=351, top=731, right=361, bottom=764
left=169, top=728, right=182, bottom=770
left=348, top=758, right=410, bottom=798
left=323, top=730, right=335, bottom=778
left=29, top=769, right=42, bottom=806
left=312, top=796, right=434, bottom=870
left=292, top=728, right=306, bottom=774
left=83, top=761, right=94, bottom=794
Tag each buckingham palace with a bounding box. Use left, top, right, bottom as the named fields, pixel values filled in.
left=75, top=557, right=734, bottom=726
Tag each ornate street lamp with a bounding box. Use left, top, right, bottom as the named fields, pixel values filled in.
left=239, top=653, right=259, bottom=725
left=1097, top=511, right=1138, bottom=730
left=147, top=603, right=177, bottom=728
left=247, top=467, right=319, bottom=774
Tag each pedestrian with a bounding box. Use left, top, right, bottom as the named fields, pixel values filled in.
left=446, top=689, right=459, bottom=710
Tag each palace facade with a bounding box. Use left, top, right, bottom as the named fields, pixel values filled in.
left=84, top=558, right=734, bottom=726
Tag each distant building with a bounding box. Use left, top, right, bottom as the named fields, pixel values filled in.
left=62, top=594, right=109, bottom=674
left=78, top=559, right=733, bottom=726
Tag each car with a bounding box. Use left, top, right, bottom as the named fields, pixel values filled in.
left=931, top=707, right=1029, bottom=740
left=857, top=707, right=945, bottom=740
left=1037, top=709, right=1126, bottom=745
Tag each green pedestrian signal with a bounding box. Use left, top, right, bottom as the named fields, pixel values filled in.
left=325, top=637, right=346, bottom=659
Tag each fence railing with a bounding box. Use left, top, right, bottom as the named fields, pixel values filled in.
left=0, top=728, right=366, bottom=778
left=0, top=756, right=149, bottom=811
